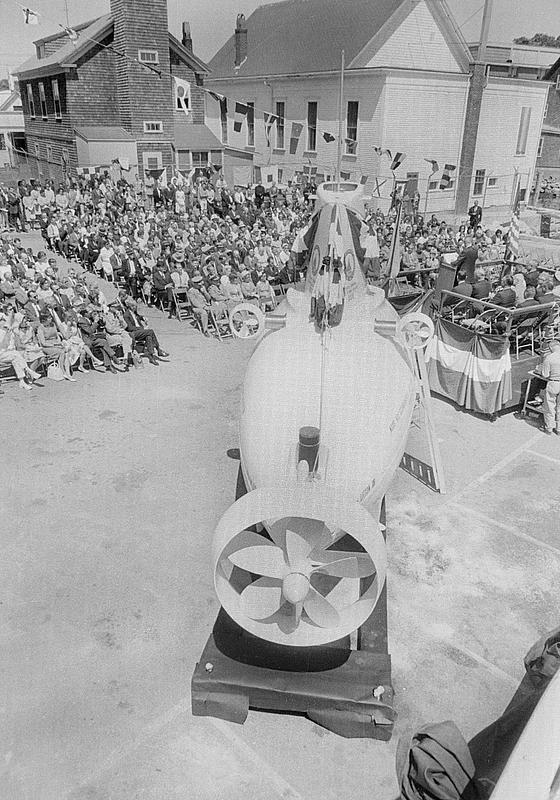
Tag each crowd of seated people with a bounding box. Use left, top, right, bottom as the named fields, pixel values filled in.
left=0, top=235, right=170, bottom=392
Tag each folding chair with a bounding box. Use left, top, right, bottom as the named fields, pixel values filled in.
left=171, top=288, right=192, bottom=322
left=209, top=307, right=233, bottom=341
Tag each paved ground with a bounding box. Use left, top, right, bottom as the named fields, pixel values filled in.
left=1, top=296, right=559, bottom=800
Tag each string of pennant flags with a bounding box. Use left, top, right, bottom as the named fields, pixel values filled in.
left=14, top=0, right=459, bottom=185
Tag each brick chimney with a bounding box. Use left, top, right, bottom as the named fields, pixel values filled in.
left=234, top=14, right=247, bottom=67
left=182, top=21, right=193, bottom=52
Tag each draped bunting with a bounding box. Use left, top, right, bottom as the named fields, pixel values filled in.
left=426, top=319, right=513, bottom=415
left=439, top=164, right=456, bottom=189
left=263, top=112, right=278, bottom=147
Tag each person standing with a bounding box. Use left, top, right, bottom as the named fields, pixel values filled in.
left=536, top=339, right=560, bottom=435
left=468, top=200, right=482, bottom=231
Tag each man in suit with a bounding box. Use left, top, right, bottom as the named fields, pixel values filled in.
left=491, top=275, right=517, bottom=308
left=471, top=267, right=492, bottom=300
left=537, top=277, right=557, bottom=305
left=122, top=298, right=168, bottom=366
left=468, top=200, right=482, bottom=230
left=453, top=244, right=478, bottom=284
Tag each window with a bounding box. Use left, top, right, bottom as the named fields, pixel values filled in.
left=246, top=101, right=255, bottom=146
left=143, top=121, right=163, bottom=133
left=538, top=137, right=544, bottom=158
left=278, top=168, right=283, bottom=183
left=346, top=101, right=358, bottom=154
left=38, top=82, right=47, bottom=118
left=488, top=177, right=498, bottom=187
left=143, top=151, right=162, bottom=171
left=307, top=101, right=317, bottom=151
left=556, top=74, right=560, bottom=90
left=36, top=43, right=46, bottom=59
left=52, top=79, right=61, bottom=120
left=515, top=107, right=531, bottom=155
left=27, top=84, right=35, bottom=118
left=138, top=49, right=159, bottom=64
left=192, top=151, right=209, bottom=168
left=275, top=101, right=285, bottom=149
left=0, top=133, right=5, bottom=150
left=473, top=169, right=486, bottom=196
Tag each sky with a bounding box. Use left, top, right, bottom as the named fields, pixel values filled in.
left=0, top=0, right=559, bottom=77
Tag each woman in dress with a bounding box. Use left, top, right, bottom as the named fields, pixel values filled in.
left=52, top=309, right=103, bottom=372
left=36, top=310, right=74, bottom=381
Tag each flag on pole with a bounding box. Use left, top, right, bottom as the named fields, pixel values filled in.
left=439, top=164, right=456, bottom=190
left=233, top=102, right=249, bottom=133
left=388, top=198, right=403, bottom=278
left=322, top=131, right=336, bottom=143
left=174, top=77, right=191, bottom=117
left=390, top=152, right=407, bottom=171
left=263, top=112, right=278, bottom=147
left=344, top=138, right=357, bottom=155
left=289, top=122, right=303, bottom=155
left=22, top=7, right=39, bottom=23
left=504, top=176, right=521, bottom=262
left=425, top=158, right=439, bottom=173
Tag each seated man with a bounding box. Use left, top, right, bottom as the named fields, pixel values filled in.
left=103, top=302, right=134, bottom=364
left=207, top=276, right=229, bottom=319
left=443, top=269, right=472, bottom=306
left=471, top=267, right=492, bottom=300
left=537, top=276, right=557, bottom=305
left=518, top=286, right=540, bottom=308
left=491, top=274, right=517, bottom=307
left=122, top=298, right=168, bottom=365
left=187, top=274, right=211, bottom=336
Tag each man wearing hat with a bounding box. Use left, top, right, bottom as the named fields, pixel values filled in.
left=187, top=273, right=211, bottom=335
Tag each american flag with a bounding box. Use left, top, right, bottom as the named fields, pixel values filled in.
left=505, top=179, right=521, bottom=261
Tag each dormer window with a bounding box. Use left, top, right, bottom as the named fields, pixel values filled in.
left=138, top=50, right=159, bottom=65
left=36, top=43, right=46, bottom=59
left=143, top=121, right=163, bottom=133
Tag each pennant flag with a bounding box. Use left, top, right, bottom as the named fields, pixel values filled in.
left=340, top=171, right=351, bottom=180
left=345, top=138, right=357, bottom=155
left=439, top=164, right=456, bottom=190
left=289, top=122, right=304, bottom=155
left=390, top=152, right=407, bottom=171
left=425, top=158, right=439, bottom=174
left=174, top=77, right=191, bottom=117
left=206, top=89, right=228, bottom=119
left=426, top=318, right=512, bottom=415
left=323, top=131, right=336, bottom=143
left=263, top=112, right=278, bottom=147
left=328, top=205, right=344, bottom=257
left=148, top=168, right=165, bottom=180
left=22, top=7, right=39, bottom=23
left=213, top=164, right=222, bottom=172
left=374, top=147, right=392, bottom=160
left=388, top=197, right=403, bottom=278
left=504, top=176, right=521, bottom=262
left=233, top=101, right=249, bottom=133
left=118, top=156, right=130, bottom=171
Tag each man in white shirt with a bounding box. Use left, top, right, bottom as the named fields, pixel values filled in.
left=361, top=221, right=381, bottom=279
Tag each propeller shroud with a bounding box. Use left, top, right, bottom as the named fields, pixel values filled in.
left=213, top=486, right=387, bottom=647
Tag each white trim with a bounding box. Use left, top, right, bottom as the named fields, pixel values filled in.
left=138, top=49, right=159, bottom=64
left=143, top=121, right=163, bottom=133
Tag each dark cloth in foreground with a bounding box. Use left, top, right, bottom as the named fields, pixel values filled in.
left=396, top=721, right=479, bottom=800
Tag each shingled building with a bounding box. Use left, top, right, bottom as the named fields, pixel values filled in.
left=14, top=0, right=222, bottom=183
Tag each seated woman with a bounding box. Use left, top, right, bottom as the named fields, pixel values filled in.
left=256, top=273, right=275, bottom=311
left=36, top=309, right=74, bottom=381
left=13, top=315, right=45, bottom=374
left=53, top=309, right=103, bottom=373
left=0, top=309, right=41, bottom=390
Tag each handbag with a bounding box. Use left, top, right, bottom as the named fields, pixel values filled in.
left=47, top=363, right=64, bottom=381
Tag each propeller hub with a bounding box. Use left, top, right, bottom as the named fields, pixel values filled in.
left=282, top=572, right=310, bottom=604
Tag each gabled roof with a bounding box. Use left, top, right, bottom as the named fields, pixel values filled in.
left=207, top=0, right=469, bottom=79
left=15, top=15, right=209, bottom=79
left=14, top=15, right=113, bottom=79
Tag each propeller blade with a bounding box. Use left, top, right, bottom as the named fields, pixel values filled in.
left=312, top=552, right=375, bottom=578
left=239, top=324, right=250, bottom=337
left=228, top=545, right=286, bottom=578
left=240, top=577, right=283, bottom=620
left=303, top=586, right=341, bottom=628
left=325, top=577, right=360, bottom=610
left=285, top=527, right=314, bottom=570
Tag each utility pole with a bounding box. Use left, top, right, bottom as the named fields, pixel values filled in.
left=454, top=0, right=494, bottom=217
